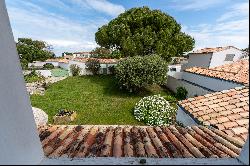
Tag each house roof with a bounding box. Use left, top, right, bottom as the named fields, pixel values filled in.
left=178, top=86, right=249, bottom=143
left=191, top=46, right=241, bottom=54
left=45, top=59, right=69, bottom=64
left=73, top=57, right=118, bottom=64
left=45, top=59, right=60, bottom=62
left=38, top=124, right=245, bottom=158
left=185, top=59, right=249, bottom=85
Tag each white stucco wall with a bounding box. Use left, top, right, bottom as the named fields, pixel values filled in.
left=176, top=106, right=199, bottom=126
left=181, top=53, right=212, bottom=71
left=45, top=61, right=59, bottom=67
left=28, top=61, right=59, bottom=68
left=166, top=76, right=212, bottom=97
left=182, top=72, right=243, bottom=92
left=209, top=48, right=244, bottom=68
left=58, top=62, right=69, bottom=70
left=28, top=61, right=46, bottom=68
left=168, top=65, right=182, bottom=78
left=36, top=70, right=52, bottom=78
left=68, top=60, right=116, bottom=75
left=0, top=1, right=44, bottom=164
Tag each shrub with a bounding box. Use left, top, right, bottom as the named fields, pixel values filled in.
left=24, top=70, right=45, bottom=83
left=43, top=63, right=54, bottom=69
left=70, top=64, right=81, bottom=76
left=108, top=65, right=116, bottom=75
left=134, top=94, right=176, bottom=126
left=115, top=55, right=168, bottom=92
left=176, top=86, right=188, bottom=100
left=85, top=59, right=101, bottom=75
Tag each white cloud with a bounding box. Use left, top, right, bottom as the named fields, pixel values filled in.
left=170, top=0, right=228, bottom=11
left=6, top=2, right=108, bottom=56
left=217, top=2, right=249, bottom=22
left=72, top=0, right=125, bottom=17
left=182, top=18, right=249, bottom=49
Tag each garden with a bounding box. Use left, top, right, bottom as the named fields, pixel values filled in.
left=30, top=75, right=179, bottom=125
left=28, top=6, right=192, bottom=126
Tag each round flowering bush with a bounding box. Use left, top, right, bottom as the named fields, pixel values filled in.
left=134, top=95, right=176, bottom=126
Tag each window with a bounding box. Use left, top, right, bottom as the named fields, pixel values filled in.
left=170, top=67, right=176, bottom=71
left=225, top=54, right=235, bottom=61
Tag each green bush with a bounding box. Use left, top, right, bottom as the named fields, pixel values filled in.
left=85, top=59, right=101, bottom=75
left=176, top=86, right=188, bottom=100
left=115, top=55, right=168, bottom=92
left=43, top=63, right=54, bottom=69
left=70, top=64, right=81, bottom=76
left=134, top=94, right=176, bottom=126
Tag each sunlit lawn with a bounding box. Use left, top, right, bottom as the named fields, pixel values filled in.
left=31, top=75, right=177, bottom=125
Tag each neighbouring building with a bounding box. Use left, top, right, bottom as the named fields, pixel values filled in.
left=177, top=86, right=249, bottom=143
left=68, top=57, right=118, bottom=75
left=166, top=59, right=249, bottom=97
left=181, top=46, right=245, bottom=71
left=72, top=52, right=92, bottom=58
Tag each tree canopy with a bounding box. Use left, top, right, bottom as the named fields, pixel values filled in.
left=16, top=38, right=55, bottom=68
left=95, top=6, right=195, bottom=61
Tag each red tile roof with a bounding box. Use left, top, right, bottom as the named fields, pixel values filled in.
left=191, top=46, right=241, bottom=54
left=178, top=86, right=249, bottom=142
left=73, top=57, right=118, bottom=64
left=185, top=59, right=249, bottom=84
left=38, top=125, right=245, bottom=158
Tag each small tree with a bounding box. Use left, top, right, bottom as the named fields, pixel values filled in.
left=70, top=64, right=81, bottom=76
left=176, top=87, right=188, bottom=100
left=115, top=55, right=168, bottom=92
left=85, top=59, right=101, bottom=75
left=43, top=63, right=54, bottom=69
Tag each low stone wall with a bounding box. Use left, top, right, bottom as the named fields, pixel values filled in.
left=26, top=82, right=45, bottom=95
left=26, top=77, right=67, bottom=95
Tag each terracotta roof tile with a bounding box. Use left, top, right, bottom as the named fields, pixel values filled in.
left=39, top=125, right=245, bottom=158
left=191, top=46, right=241, bottom=54
left=185, top=59, right=249, bottom=84
left=179, top=86, right=249, bottom=142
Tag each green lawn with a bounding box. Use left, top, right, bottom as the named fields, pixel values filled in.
left=30, top=75, right=177, bottom=125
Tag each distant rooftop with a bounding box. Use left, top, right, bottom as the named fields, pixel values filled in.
left=39, top=125, right=244, bottom=158
left=73, top=57, right=118, bottom=64
left=191, top=46, right=241, bottom=54
left=185, top=59, right=249, bottom=85
left=178, top=86, right=249, bottom=143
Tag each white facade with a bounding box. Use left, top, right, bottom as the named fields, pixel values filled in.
left=58, top=62, right=69, bottom=70
left=176, top=106, right=199, bottom=126
left=68, top=60, right=116, bottom=76
left=181, top=47, right=244, bottom=71
left=73, top=52, right=91, bottom=58
left=209, top=47, right=244, bottom=68
left=28, top=61, right=59, bottom=68
left=182, top=72, right=244, bottom=92
left=167, top=65, right=182, bottom=78
left=0, top=1, right=44, bottom=164
left=166, top=76, right=212, bottom=97
left=181, top=53, right=212, bottom=71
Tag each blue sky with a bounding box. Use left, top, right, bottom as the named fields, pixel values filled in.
left=5, top=0, right=249, bottom=56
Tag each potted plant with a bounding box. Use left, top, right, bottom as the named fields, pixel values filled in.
left=53, top=109, right=77, bottom=124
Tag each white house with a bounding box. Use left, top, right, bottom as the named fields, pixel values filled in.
left=166, top=46, right=247, bottom=97
left=68, top=57, right=118, bottom=75
left=166, top=59, right=249, bottom=97
left=181, top=46, right=245, bottom=71
left=72, top=52, right=92, bottom=58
